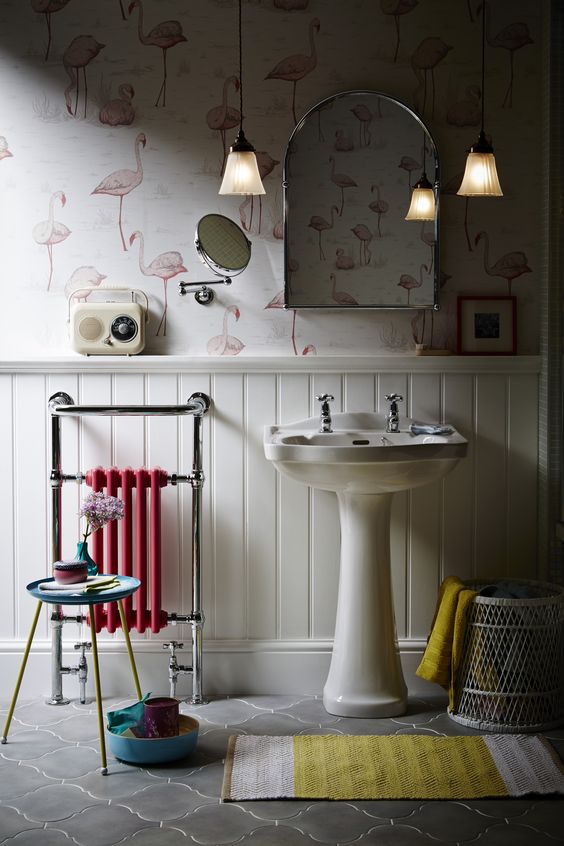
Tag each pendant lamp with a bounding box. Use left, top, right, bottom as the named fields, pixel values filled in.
left=219, top=0, right=265, bottom=195
left=405, top=134, right=436, bottom=221
left=457, top=2, right=502, bottom=196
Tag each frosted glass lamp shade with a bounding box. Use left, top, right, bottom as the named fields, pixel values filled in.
left=405, top=174, right=436, bottom=221
left=219, top=131, right=265, bottom=195
left=457, top=131, right=503, bottom=197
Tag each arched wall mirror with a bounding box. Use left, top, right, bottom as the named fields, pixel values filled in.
left=283, top=90, right=440, bottom=309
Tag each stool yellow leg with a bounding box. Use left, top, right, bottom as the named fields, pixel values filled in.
left=1, top=601, right=43, bottom=744
left=88, top=607, right=108, bottom=775
left=117, top=600, right=142, bottom=701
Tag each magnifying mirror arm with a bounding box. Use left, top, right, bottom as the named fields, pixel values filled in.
left=178, top=277, right=232, bottom=306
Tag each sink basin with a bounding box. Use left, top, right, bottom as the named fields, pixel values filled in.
left=265, top=412, right=467, bottom=494
left=264, top=410, right=468, bottom=719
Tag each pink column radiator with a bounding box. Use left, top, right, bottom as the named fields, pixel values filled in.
left=85, top=466, right=169, bottom=635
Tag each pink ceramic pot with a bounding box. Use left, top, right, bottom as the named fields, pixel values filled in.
left=143, top=697, right=180, bottom=738
left=53, top=560, right=89, bottom=585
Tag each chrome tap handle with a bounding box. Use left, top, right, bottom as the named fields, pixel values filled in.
left=316, top=394, right=334, bottom=433
left=316, top=393, right=335, bottom=405
left=384, top=393, right=403, bottom=407
left=384, top=394, right=403, bottom=433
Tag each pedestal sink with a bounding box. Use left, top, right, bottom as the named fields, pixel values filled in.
left=264, top=411, right=467, bottom=718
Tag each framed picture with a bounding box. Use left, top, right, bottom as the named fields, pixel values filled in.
left=457, top=296, right=516, bottom=355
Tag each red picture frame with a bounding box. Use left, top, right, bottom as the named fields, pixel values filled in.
left=457, top=296, right=517, bottom=355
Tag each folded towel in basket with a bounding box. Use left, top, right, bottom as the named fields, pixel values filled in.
left=416, top=576, right=477, bottom=711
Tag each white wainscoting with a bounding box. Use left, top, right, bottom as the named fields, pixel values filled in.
left=0, top=356, right=540, bottom=699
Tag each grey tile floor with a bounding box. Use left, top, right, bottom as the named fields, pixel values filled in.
left=0, top=693, right=563, bottom=846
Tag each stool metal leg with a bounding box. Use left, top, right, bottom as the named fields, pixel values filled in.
left=117, top=600, right=142, bottom=701
left=88, top=606, right=108, bottom=775
left=2, top=601, right=43, bottom=744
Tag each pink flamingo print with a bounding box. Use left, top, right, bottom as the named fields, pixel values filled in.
left=31, top=0, right=72, bottom=62
left=398, top=263, right=427, bottom=304
left=265, top=291, right=298, bottom=355
left=63, top=35, right=105, bottom=118
left=329, top=156, right=357, bottom=216
left=241, top=152, right=281, bottom=234
left=308, top=205, right=339, bottom=260
left=420, top=222, right=435, bottom=272
left=207, top=305, right=245, bottom=356
left=446, top=85, right=481, bottom=127
left=32, top=191, right=70, bottom=290
left=302, top=344, right=316, bottom=355
left=380, top=0, right=418, bottom=63
left=99, top=83, right=135, bottom=126
left=206, top=76, right=240, bottom=175
left=0, top=137, right=13, bottom=160
left=369, top=184, right=389, bottom=237
left=118, top=0, right=126, bottom=20
left=482, top=1, right=533, bottom=108
left=334, top=130, right=354, bottom=152
left=64, top=266, right=107, bottom=301
left=335, top=248, right=354, bottom=270
left=411, top=37, right=452, bottom=118
left=329, top=273, right=358, bottom=306
left=129, top=230, right=186, bottom=337
left=128, top=0, right=187, bottom=107
left=91, top=132, right=146, bottom=252
left=474, top=231, right=531, bottom=295
left=349, top=104, right=373, bottom=147
left=398, top=155, right=420, bottom=199
left=351, top=224, right=373, bottom=266
left=265, top=17, right=320, bottom=125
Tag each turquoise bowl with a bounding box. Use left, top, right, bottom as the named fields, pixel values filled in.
left=107, top=714, right=199, bottom=765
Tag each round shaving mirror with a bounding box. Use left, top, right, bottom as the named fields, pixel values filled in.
left=196, top=214, right=251, bottom=275
left=179, top=214, right=251, bottom=304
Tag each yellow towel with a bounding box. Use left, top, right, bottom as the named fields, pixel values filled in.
left=416, top=575, right=477, bottom=711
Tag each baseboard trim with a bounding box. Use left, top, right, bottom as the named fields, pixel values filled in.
left=0, top=638, right=436, bottom=701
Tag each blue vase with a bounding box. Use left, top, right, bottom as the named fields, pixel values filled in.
left=76, top=540, right=97, bottom=576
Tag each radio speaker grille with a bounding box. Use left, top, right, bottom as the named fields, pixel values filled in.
left=78, top=316, right=104, bottom=341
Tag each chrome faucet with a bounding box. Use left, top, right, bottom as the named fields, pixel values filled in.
left=385, top=393, right=403, bottom=433
left=316, top=393, right=334, bottom=433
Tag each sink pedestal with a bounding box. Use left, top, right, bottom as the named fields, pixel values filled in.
left=323, top=492, right=407, bottom=718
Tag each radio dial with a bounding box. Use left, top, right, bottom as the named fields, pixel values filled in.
left=110, top=315, right=138, bottom=342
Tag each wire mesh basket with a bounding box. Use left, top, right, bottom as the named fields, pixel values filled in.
left=450, top=578, right=564, bottom=732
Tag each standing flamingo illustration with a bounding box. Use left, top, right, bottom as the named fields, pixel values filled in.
left=446, top=85, right=481, bottom=127
left=441, top=171, right=473, bottom=251
left=380, top=0, right=418, bottom=63
left=308, top=205, right=338, bottom=260
left=398, top=263, right=427, bottom=304
left=206, top=76, right=240, bottom=175
left=335, top=248, right=354, bottom=270
left=369, top=184, right=389, bottom=237
left=420, top=222, right=435, bottom=272
left=99, top=83, right=136, bottom=126
left=411, top=37, right=452, bottom=118
left=129, top=230, right=186, bottom=337
left=398, top=155, right=420, bottom=198
left=265, top=291, right=298, bottom=355
left=482, top=1, right=533, bottom=108
left=329, top=156, right=357, bottom=216
left=31, top=0, right=72, bottom=61
left=350, top=104, right=373, bottom=147
left=334, top=130, right=354, bottom=152
left=248, top=152, right=280, bottom=234
left=265, top=17, right=320, bottom=125
left=128, top=0, right=187, bottom=107
left=63, top=35, right=105, bottom=118
left=207, top=305, right=245, bottom=356
left=351, top=224, right=373, bottom=266
left=0, top=137, right=13, bottom=160
left=64, top=266, right=107, bottom=301
left=329, top=273, right=358, bottom=306
left=32, top=191, right=70, bottom=290
left=474, top=231, right=531, bottom=294
left=91, top=132, right=146, bottom=252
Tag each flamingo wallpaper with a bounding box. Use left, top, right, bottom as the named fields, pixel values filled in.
left=0, top=0, right=540, bottom=357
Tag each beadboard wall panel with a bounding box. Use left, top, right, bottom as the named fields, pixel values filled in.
left=0, top=360, right=540, bottom=696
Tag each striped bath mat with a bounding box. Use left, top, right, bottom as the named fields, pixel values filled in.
left=222, top=734, right=564, bottom=801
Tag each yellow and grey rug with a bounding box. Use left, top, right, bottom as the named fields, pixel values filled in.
left=222, top=734, right=564, bottom=801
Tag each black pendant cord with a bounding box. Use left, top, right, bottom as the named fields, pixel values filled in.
left=238, top=0, right=244, bottom=134
left=480, top=1, right=486, bottom=134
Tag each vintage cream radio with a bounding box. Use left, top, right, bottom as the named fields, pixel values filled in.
left=68, top=288, right=148, bottom=355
